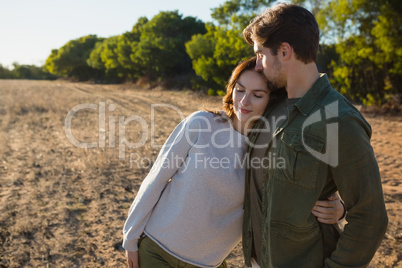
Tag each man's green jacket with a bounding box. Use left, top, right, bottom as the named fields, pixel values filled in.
left=242, top=74, right=388, bottom=268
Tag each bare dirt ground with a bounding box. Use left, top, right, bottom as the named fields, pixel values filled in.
left=0, top=80, right=401, bottom=268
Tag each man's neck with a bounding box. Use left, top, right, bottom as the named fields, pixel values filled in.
left=285, top=62, right=320, bottom=99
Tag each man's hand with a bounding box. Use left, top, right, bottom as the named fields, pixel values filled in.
left=312, top=193, right=345, bottom=224
left=126, top=250, right=139, bottom=268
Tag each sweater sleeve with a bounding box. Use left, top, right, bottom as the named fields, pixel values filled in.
left=122, top=113, right=202, bottom=251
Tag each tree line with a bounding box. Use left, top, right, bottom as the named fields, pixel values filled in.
left=1, top=0, right=400, bottom=108
left=0, top=63, right=56, bottom=80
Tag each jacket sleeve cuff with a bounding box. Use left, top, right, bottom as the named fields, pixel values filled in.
left=337, top=199, right=347, bottom=222
left=122, top=238, right=139, bottom=252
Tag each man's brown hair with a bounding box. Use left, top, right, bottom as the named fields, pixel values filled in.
left=243, top=3, right=319, bottom=64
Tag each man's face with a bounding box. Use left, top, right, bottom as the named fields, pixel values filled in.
left=254, top=43, right=286, bottom=89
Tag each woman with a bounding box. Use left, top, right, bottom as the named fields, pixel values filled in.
left=123, top=57, right=344, bottom=268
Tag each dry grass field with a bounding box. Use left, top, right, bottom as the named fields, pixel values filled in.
left=0, top=80, right=401, bottom=267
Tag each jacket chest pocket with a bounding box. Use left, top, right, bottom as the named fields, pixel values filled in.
left=275, top=130, right=325, bottom=190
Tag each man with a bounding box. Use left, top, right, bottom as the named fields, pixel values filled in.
left=242, top=3, right=388, bottom=268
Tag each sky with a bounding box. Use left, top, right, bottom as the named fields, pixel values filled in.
left=0, top=0, right=227, bottom=68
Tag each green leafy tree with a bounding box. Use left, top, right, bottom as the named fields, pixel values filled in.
left=16, top=63, right=57, bottom=80
left=186, top=23, right=254, bottom=89
left=87, top=12, right=205, bottom=84
left=44, top=49, right=59, bottom=76
left=0, top=63, right=56, bottom=80
left=316, top=44, right=338, bottom=73
left=133, top=11, right=206, bottom=81
left=115, top=33, right=142, bottom=79
left=87, top=17, right=149, bottom=82
left=87, top=36, right=126, bottom=82
left=0, top=64, right=15, bottom=79
left=211, top=0, right=273, bottom=28
left=186, top=1, right=274, bottom=90
left=186, top=25, right=218, bottom=87
left=87, top=42, right=105, bottom=71
left=123, top=17, right=149, bottom=80
left=315, top=0, right=402, bottom=105
left=45, top=35, right=102, bottom=80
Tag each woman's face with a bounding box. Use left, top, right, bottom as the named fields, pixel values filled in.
left=232, top=70, right=270, bottom=130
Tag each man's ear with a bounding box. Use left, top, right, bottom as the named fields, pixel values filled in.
left=280, top=42, right=292, bottom=61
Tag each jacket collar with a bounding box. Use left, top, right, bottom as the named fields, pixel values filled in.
left=294, top=73, right=331, bottom=116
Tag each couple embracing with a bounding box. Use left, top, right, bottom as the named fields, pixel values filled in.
left=123, top=3, right=388, bottom=268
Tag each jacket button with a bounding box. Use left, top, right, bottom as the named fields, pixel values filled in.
left=248, top=231, right=252, bottom=238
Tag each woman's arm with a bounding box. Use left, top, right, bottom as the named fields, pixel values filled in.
left=126, top=250, right=139, bottom=268
left=122, top=113, right=201, bottom=252
left=312, top=192, right=345, bottom=224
